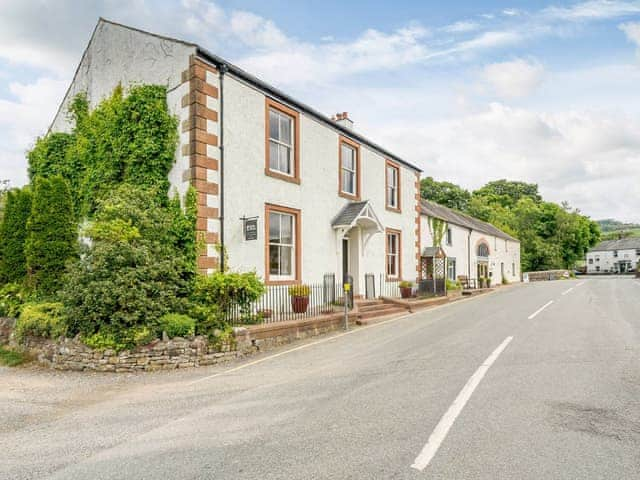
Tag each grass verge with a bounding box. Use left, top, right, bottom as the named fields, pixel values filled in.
left=0, top=345, right=29, bottom=367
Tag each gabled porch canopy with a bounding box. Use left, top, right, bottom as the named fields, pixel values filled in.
left=331, top=200, right=384, bottom=238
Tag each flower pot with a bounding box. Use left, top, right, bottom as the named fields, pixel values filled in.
left=400, top=287, right=413, bottom=299
left=291, top=296, right=309, bottom=314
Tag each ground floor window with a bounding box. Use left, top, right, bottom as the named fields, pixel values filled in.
left=386, top=229, right=401, bottom=278
left=447, top=258, right=456, bottom=281
left=265, top=204, right=300, bottom=283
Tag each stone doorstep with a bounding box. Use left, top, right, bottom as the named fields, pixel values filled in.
left=237, top=312, right=357, bottom=341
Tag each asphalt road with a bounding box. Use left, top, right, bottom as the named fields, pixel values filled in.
left=2, top=277, right=640, bottom=479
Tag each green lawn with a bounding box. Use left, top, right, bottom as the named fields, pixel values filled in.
left=0, top=346, right=28, bottom=367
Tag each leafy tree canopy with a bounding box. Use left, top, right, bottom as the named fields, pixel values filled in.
left=421, top=177, right=600, bottom=271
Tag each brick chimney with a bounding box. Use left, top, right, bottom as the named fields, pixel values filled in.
left=332, top=111, right=354, bottom=130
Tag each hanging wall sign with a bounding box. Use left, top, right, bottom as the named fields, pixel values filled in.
left=243, top=217, right=258, bottom=241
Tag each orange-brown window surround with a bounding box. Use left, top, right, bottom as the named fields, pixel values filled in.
left=385, top=228, right=402, bottom=280
left=265, top=98, right=300, bottom=184
left=385, top=160, right=401, bottom=212
left=264, top=203, right=301, bottom=285
left=338, top=136, right=361, bottom=200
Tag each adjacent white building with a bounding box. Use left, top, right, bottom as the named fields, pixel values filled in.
left=50, top=19, right=422, bottom=296
left=586, top=238, right=640, bottom=274
left=420, top=200, right=521, bottom=285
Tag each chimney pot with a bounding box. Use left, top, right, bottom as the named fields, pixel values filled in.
left=334, top=112, right=354, bottom=130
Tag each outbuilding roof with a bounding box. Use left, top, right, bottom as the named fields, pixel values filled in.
left=420, top=199, right=519, bottom=242
left=588, top=238, right=640, bottom=252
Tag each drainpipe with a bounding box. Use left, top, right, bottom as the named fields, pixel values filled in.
left=467, top=228, right=472, bottom=280
left=218, top=63, right=228, bottom=272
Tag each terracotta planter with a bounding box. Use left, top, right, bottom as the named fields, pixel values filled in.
left=291, top=296, right=309, bottom=314
left=400, top=287, right=413, bottom=299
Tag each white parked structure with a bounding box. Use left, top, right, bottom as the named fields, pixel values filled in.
left=586, top=238, right=640, bottom=274
left=420, top=200, right=521, bottom=285
left=51, top=19, right=422, bottom=296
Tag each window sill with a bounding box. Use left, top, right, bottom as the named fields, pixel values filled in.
left=265, top=279, right=299, bottom=286
left=385, top=205, right=401, bottom=213
left=339, top=190, right=360, bottom=201
left=265, top=168, right=301, bottom=185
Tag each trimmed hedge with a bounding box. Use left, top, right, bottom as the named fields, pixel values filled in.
left=0, top=187, right=32, bottom=283
left=15, top=302, right=66, bottom=342
left=157, top=313, right=196, bottom=338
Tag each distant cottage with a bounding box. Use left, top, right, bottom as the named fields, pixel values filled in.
left=586, top=238, right=640, bottom=274
left=50, top=18, right=521, bottom=296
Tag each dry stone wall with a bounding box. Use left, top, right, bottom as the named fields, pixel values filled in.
left=19, top=335, right=241, bottom=372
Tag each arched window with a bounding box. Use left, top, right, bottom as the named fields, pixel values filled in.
left=477, top=243, right=490, bottom=257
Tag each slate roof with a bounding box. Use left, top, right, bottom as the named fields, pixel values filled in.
left=331, top=201, right=370, bottom=227
left=420, top=199, right=519, bottom=242
left=81, top=19, right=421, bottom=174
left=588, top=238, right=640, bottom=252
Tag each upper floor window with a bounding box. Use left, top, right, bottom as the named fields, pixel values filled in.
left=477, top=243, right=490, bottom=258
left=385, top=161, right=400, bottom=211
left=636, top=249, right=640, bottom=256
left=613, top=250, right=618, bottom=258
left=265, top=98, right=300, bottom=184
left=339, top=137, right=360, bottom=200
left=446, top=227, right=452, bottom=246
left=588, top=258, right=593, bottom=264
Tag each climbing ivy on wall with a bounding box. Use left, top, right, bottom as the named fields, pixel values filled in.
left=429, top=217, right=448, bottom=248
left=28, top=84, right=179, bottom=218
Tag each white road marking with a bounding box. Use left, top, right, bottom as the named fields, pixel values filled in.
left=527, top=300, right=554, bottom=320
left=411, top=335, right=514, bottom=472
left=561, top=287, right=574, bottom=296
left=576, top=281, right=586, bottom=287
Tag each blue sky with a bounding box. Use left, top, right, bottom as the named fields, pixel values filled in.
left=1, top=0, right=640, bottom=221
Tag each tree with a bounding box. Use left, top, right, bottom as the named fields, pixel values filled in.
left=420, top=177, right=471, bottom=211
left=473, top=179, right=542, bottom=208
left=25, top=176, right=77, bottom=296
left=0, top=187, right=32, bottom=284
left=0, top=179, right=10, bottom=221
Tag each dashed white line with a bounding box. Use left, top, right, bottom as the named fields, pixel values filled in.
left=561, top=287, right=574, bottom=296
left=411, top=336, right=514, bottom=472
left=576, top=281, right=586, bottom=287
left=528, top=300, right=554, bottom=320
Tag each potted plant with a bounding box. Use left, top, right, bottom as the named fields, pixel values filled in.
left=486, top=277, right=492, bottom=288
left=479, top=277, right=487, bottom=288
left=398, top=280, right=414, bottom=299
left=289, top=284, right=311, bottom=313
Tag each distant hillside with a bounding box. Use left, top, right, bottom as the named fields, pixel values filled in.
left=597, top=218, right=640, bottom=233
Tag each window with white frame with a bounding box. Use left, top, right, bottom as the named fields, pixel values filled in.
left=268, top=108, right=294, bottom=176
left=446, top=227, right=452, bottom=246
left=268, top=211, right=295, bottom=280
left=386, top=231, right=400, bottom=278
left=386, top=163, right=399, bottom=209
left=447, top=258, right=456, bottom=281
left=341, top=143, right=357, bottom=196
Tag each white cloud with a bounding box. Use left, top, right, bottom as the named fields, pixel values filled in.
left=483, top=59, right=545, bottom=98
left=442, top=21, right=479, bottom=33
left=619, top=21, right=640, bottom=56
left=229, top=11, right=289, bottom=49
left=372, top=103, right=640, bottom=222
left=543, top=0, right=640, bottom=21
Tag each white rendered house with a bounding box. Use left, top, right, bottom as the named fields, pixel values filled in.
left=50, top=19, right=422, bottom=296
left=586, top=238, right=640, bottom=273
left=420, top=200, right=521, bottom=285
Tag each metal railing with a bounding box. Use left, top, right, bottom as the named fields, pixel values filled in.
left=224, top=273, right=353, bottom=326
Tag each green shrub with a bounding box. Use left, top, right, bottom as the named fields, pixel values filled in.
left=446, top=279, right=461, bottom=291
left=0, top=283, right=25, bottom=318
left=15, top=302, right=66, bottom=342
left=61, top=185, right=194, bottom=345
left=191, top=272, right=265, bottom=339
left=158, top=313, right=196, bottom=338
left=398, top=280, right=414, bottom=288
left=83, top=325, right=155, bottom=352
left=502, top=277, right=509, bottom=285
left=0, top=187, right=32, bottom=283
left=288, top=284, right=310, bottom=296
left=25, top=176, right=77, bottom=296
